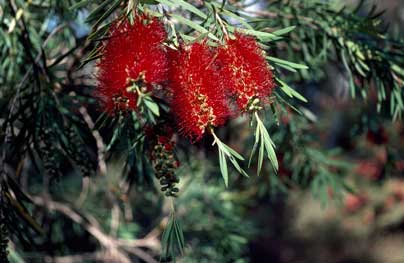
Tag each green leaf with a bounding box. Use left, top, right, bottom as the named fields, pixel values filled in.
left=144, top=98, right=160, bottom=116
left=267, top=56, right=309, bottom=70
left=274, top=63, right=298, bottom=73
left=161, top=215, right=175, bottom=257
left=232, top=27, right=282, bottom=42
left=161, top=214, right=184, bottom=259
left=173, top=218, right=185, bottom=254
left=219, top=149, right=229, bottom=187
left=276, top=78, right=308, bottom=103
left=228, top=156, right=249, bottom=178
left=85, top=0, right=111, bottom=24
left=157, top=0, right=207, bottom=19
left=212, top=130, right=249, bottom=185
left=392, top=64, right=404, bottom=77
left=179, top=33, right=196, bottom=42
left=141, top=0, right=158, bottom=4
left=209, top=2, right=254, bottom=30
left=70, top=0, right=93, bottom=10
left=261, top=126, right=278, bottom=171
left=221, top=143, right=244, bottom=160
left=272, top=26, right=296, bottom=36
left=248, top=123, right=260, bottom=167
left=92, top=0, right=121, bottom=29
left=253, top=112, right=279, bottom=175
left=257, top=131, right=264, bottom=175
left=106, top=125, right=120, bottom=151
left=170, top=14, right=219, bottom=41
left=341, top=50, right=356, bottom=98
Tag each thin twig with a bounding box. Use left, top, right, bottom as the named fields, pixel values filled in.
left=79, top=106, right=107, bottom=176
left=32, top=196, right=160, bottom=263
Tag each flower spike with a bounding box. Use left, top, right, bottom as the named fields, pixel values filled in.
left=168, top=42, right=230, bottom=141
left=217, top=33, right=278, bottom=174
left=216, top=33, right=275, bottom=111
left=96, top=15, right=169, bottom=114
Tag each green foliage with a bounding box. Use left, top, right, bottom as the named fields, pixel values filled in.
left=161, top=212, right=185, bottom=261
left=265, top=0, right=404, bottom=119
left=177, top=173, right=255, bottom=262
left=212, top=129, right=248, bottom=187
left=249, top=112, right=278, bottom=176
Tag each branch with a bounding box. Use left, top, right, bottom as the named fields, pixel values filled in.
left=78, top=106, right=107, bottom=176
left=31, top=196, right=159, bottom=263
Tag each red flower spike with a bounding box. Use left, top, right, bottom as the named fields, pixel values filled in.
left=168, top=42, right=230, bottom=141
left=217, top=33, right=275, bottom=111
left=96, top=15, right=168, bottom=114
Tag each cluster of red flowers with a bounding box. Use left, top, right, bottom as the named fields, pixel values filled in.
left=167, top=35, right=275, bottom=140
left=96, top=15, right=275, bottom=141
left=168, top=42, right=229, bottom=141
left=96, top=14, right=168, bottom=113
left=217, top=33, right=275, bottom=111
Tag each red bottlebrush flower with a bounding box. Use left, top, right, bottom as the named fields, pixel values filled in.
left=216, top=33, right=275, bottom=111
left=96, top=15, right=168, bottom=114
left=168, top=42, right=230, bottom=141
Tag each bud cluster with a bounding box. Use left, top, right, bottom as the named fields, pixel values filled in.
left=147, top=126, right=180, bottom=197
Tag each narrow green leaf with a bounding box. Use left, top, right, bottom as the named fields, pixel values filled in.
left=161, top=215, right=175, bottom=256
left=85, top=0, right=110, bottom=24
left=173, top=223, right=183, bottom=254
left=179, top=33, right=195, bottom=42
left=276, top=78, right=308, bottom=103
left=254, top=113, right=279, bottom=173
left=213, top=131, right=249, bottom=182
left=248, top=123, right=260, bottom=167
left=92, top=0, right=121, bottom=29
left=257, top=131, right=264, bottom=176
left=221, top=143, right=244, bottom=160
left=173, top=218, right=185, bottom=253
left=170, top=14, right=219, bottom=41
left=70, top=0, right=93, bottom=10
left=144, top=98, right=160, bottom=116
left=267, top=56, right=309, bottom=70
left=228, top=155, right=249, bottom=177
left=209, top=2, right=254, bottom=30
left=219, top=149, right=229, bottom=187
left=341, top=50, right=356, bottom=98
left=157, top=0, right=207, bottom=19
left=272, top=26, right=296, bottom=36
left=262, top=127, right=278, bottom=171
left=392, top=64, right=404, bottom=77
left=274, top=63, right=298, bottom=73
left=106, top=126, right=120, bottom=151
left=233, top=27, right=282, bottom=42
left=141, top=0, right=158, bottom=3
